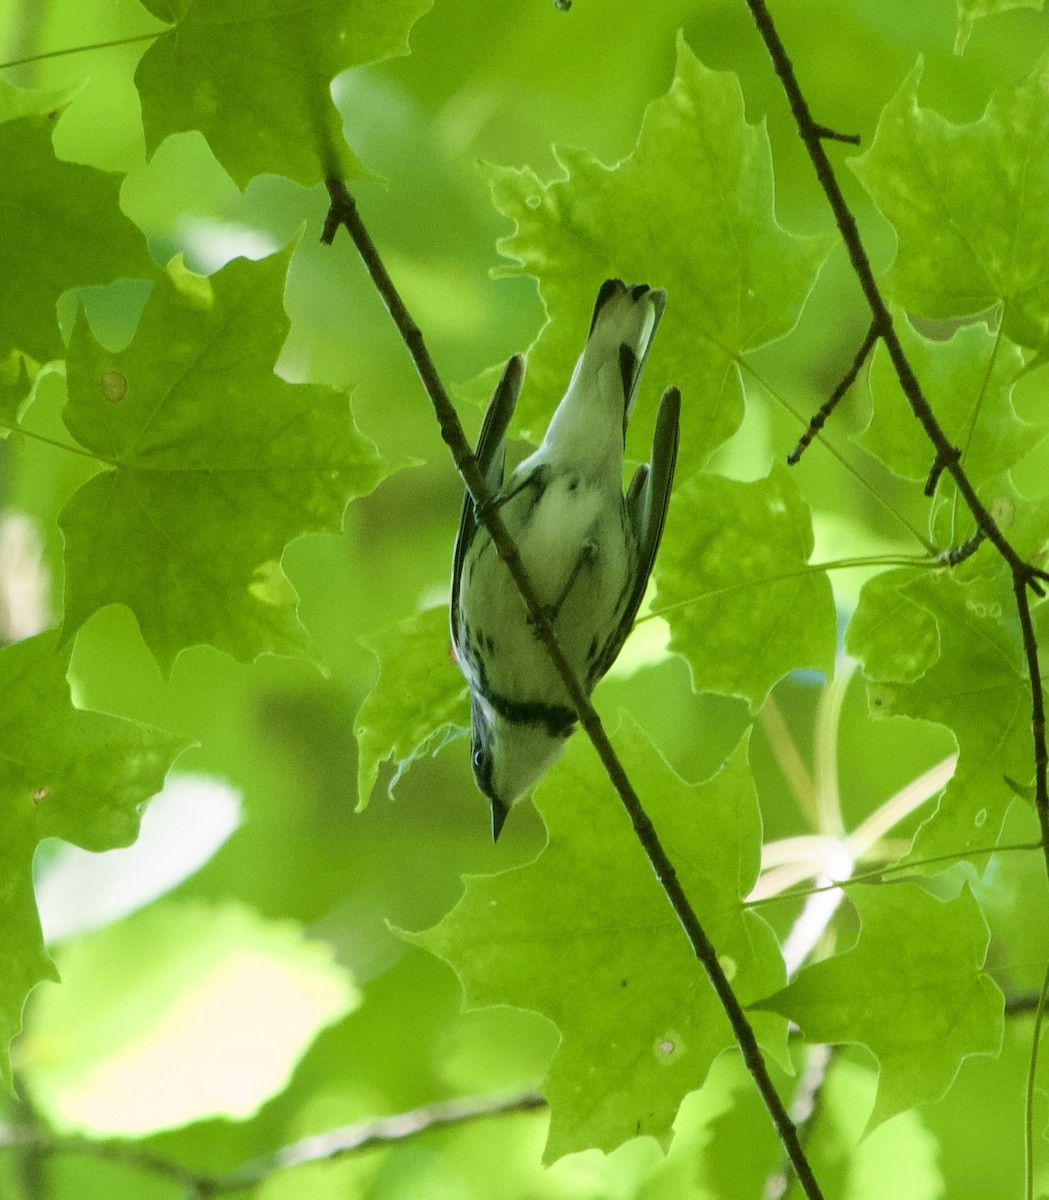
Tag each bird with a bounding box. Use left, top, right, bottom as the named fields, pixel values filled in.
left=450, top=278, right=680, bottom=839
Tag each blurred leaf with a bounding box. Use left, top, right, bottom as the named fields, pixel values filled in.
left=654, top=465, right=836, bottom=708
left=848, top=571, right=1031, bottom=861
left=59, top=248, right=395, bottom=674
left=955, top=0, right=1043, bottom=54
left=481, top=34, right=833, bottom=480
left=21, top=899, right=359, bottom=1135
left=135, top=0, right=433, bottom=187
left=755, top=884, right=1002, bottom=1131
left=0, top=631, right=184, bottom=1091
left=0, top=116, right=154, bottom=363
left=0, top=78, right=81, bottom=123
left=355, top=604, right=468, bottom=809
left=36, top=773, right=242, bottom=944
left=863, top=317, right=1045, bottom=488
left=853, top=57, right=1049, bottom=350
left=409, top=717, right=787, bottom=1160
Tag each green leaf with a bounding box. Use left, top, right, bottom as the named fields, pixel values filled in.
left=0, top=116, right=154, bottom=363
left=0, top=631, right=185, bottom=1092
left=863, top=317, right=1045, bottom=488
left=755, top=883, right=1002, bottom=1130
left=954, top=0, right=1043, bottom=55
left=408, top=717, right=786, bottom=1160
left=355, top=605, right=469, bottom=809
left=20, top=899, right=359, bottom=1135
left=59, top=249, right=394, bottom=675
left=482, top=35, right=832, bottom=480
left=0, top=79, right=81, bottom=124
left=0, top=354, right=34, bottom=429
left=853, top=57, right=1049, bottom=350
left=848, top=570, right=1032, bottom=860
left=844, top=569, right=940, bottom=683
left=135, top=0, right=433, bottom=188
left=654, top=465, right=836, bottom=708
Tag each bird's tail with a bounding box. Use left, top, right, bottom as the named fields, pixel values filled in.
left=583, top=279, right=666, bottom=433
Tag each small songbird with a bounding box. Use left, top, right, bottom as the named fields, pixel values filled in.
left=451, top=279, right=680, bottom=839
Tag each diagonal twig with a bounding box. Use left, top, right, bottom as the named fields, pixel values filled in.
left=321, top=178, right=827, bottom=1200
left=788, top=320, right=879, bottom=464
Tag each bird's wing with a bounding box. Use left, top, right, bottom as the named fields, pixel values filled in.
left=590, top=385, right=681, bottom=684
left=450, top=354, right=524, bottom=645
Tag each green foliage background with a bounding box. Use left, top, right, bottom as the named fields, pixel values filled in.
left=3, top=0, right=1049, bottom=1196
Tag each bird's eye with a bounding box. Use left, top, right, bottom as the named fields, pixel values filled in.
left=473, top=748, right=485, bottom=768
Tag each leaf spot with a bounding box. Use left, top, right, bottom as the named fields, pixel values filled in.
left=31, top=786, right=51, bottom=804
left=100, top=370, right=127, bottom=404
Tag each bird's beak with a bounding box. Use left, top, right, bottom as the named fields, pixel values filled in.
left=490, top=796, right=510, bottom=841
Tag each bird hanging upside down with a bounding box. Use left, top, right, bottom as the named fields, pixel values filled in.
left=451, top=279, right=680, bottom=839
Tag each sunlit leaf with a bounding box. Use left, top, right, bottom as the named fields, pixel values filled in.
left=20, top=899, right=359, bottom=1134
left=135, top=0, right=433, bottom=187
left=853, top=57, right=1049, bottom=349
left=655, top=465, right=836, bottom=708
left=60, top=248, right=395, bottom=674
left=863, top=317, right=1045, bottom=489
left=0, top=632, right=184, bottom=1091
left=355, top=604, right=468, bottom=809
left=481, top=35, right=833, bottom=481
left=409, top=717, right=787, bottom=1160
left=848, top=570, right=1031, bottom=861
left=0, top=116, right=154, bottom=363
left=756, top=883, right=1002, bottom=1130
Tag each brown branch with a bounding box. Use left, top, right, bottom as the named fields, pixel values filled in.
left=741, top=0, right=1049, bottom=881
left=322, top=179, right=827, bottom=1200
left=788, top=321, right=878, bottom=465
left=811, top=123, right=861, bottom=145
left=0, top=1093, right=548, bottom=1197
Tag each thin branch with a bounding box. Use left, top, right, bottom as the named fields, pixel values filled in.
left=742, top=0, right=1049, bottom=587
left=924, top=443, right=960, bottom=497
left=322, top=179, right=827, bottom=1200
left=207, top=1093, right=547, bottom=1195
left=787, top=321, right=878, bottom=465
left=811, top=123, right=861, bottom=145
left=1013, top=575, right=1049, bottom=877
left=763, top=1044, right=836, bottom=1200
left=740, top=0, right=1049, bottom=885
left=0, top=1093, right=548, bottom=1197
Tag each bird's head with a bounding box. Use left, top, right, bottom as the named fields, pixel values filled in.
left=469, top=701, right=569, bottom=840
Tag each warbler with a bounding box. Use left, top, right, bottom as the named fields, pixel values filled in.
left=451, top=279, right=680, bottom=839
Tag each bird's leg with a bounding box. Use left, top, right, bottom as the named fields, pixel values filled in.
left=475, top=464, right=549, bottom=522
left=534, top=539, right=598, bottom=628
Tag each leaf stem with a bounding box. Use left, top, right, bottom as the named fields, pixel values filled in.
left=0, top=32, right=161, bottom=72
left=0, top=419, right=111, bottom=464
left=739, top=356, right=936, bottom=554
left=322, top=179, right=827, bottom=1200
left=747, top=839, right=1040, bottom=909
left=643, top=553, right=937, bottom=624
left=1025, top=958, right=1049, bottom=1200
